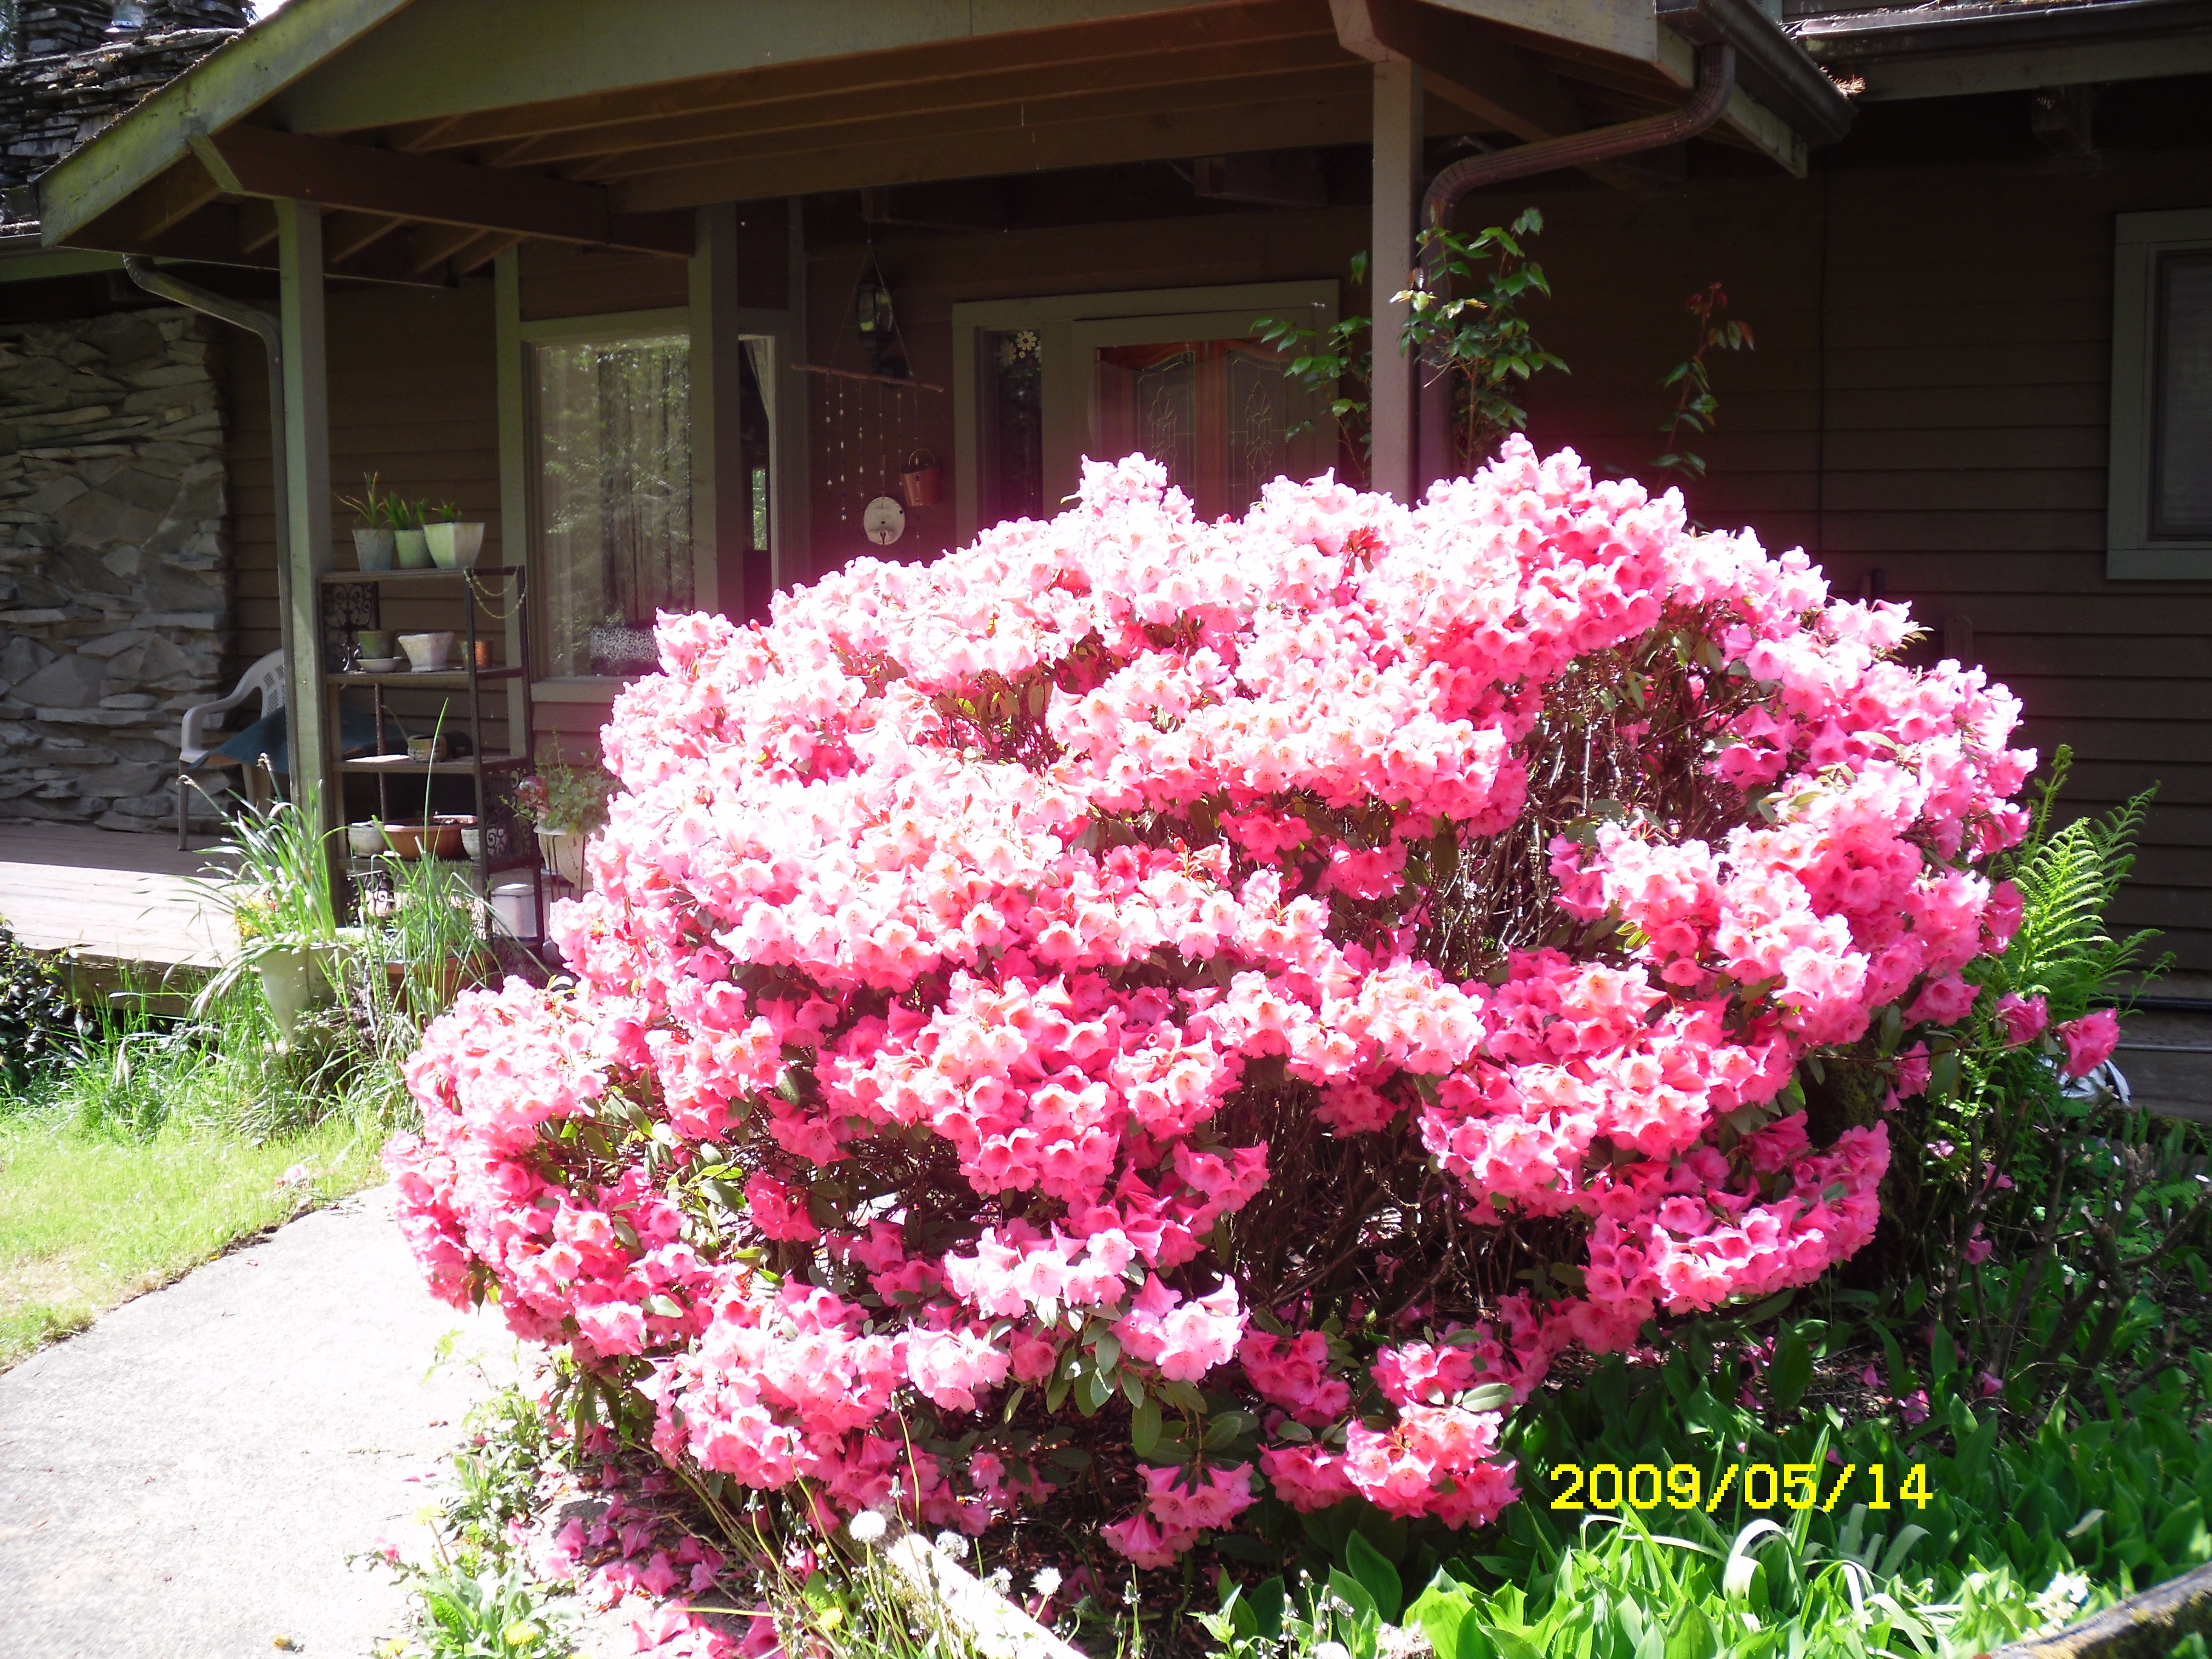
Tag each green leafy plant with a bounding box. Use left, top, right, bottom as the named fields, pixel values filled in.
left=340, top=471, right=395, bottom=529
left=1398, top=208, right=1566, bottom=472
left=192, top=771, right=340, bottom=985
left=514, top=751, right=617, bottom=837
left=1255, top=253, right=1378, bottom=462
left=1654, top=281, right=1755, bottom=481
left=1258, top=210, right=1562, bottom=479
left=0, top=920, right=87, bottom=1096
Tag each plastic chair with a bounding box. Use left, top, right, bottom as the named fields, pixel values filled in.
left=176, top=649, right=286, bottom=848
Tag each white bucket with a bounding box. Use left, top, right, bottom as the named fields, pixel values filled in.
left=489, top=880, right=537, bottom=938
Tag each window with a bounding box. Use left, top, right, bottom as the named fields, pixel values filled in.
left=529, top=322, right=692, bottom=675
left=2109, top=209, right=2212, bottom=578
left=953, top=283, right=1336, bottom=544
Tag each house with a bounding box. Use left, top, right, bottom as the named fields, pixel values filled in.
left=1, top=0, right=2207, bottom=1091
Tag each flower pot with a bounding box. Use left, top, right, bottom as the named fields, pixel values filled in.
left=395, top=528, right=432, bottom=569
left=537, top=827, right=589, bottom=893
left=346, top=820, right=385, bottom=856
left=398, top=631, right=456, bottom=672
left=424, top=521, right=485, bottom=569
left=355, top=629, right=397, bottom=660
left=254, top=945, right=330, bottom=1042
left=352, top=526, right=396, bottom=571
left=900, top=448, right=942, bottom=508
left=384, top=820, right=464, bottom=860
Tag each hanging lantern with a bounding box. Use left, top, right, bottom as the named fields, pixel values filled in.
left=856, top=267, right=894, bottom=343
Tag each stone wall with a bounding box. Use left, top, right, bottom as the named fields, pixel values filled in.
left=0, top=305, right=231, bottom=830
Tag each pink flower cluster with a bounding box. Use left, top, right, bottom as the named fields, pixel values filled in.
left=389, top=439, right=2031, bottom=1567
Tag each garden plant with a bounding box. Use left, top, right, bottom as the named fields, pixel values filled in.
left=387, top=427, right=2096, bottom=1610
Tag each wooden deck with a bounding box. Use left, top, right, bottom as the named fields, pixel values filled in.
left=0, top=825, right=235, bottom=974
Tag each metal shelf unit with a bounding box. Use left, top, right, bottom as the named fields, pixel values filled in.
left=318, top=564, right=541, bottom=942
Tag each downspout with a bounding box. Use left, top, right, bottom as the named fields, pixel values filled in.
left=122, top=256, right=298, bottom=789
left=1413, top=41, right=1738, bottom=492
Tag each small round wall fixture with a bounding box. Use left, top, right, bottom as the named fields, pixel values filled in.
left=863, top=494, right=907, bottom=546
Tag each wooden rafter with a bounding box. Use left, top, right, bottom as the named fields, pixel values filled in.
left=464, top=30, right=1352, bottom=172
left=571, top=64, right=1367, bottom=187
left=614, top=84, right=1375, bottom=212
left=348, top=0, right=1335, bottom=153
left=189, top=126, right=692, bottom=256
left=322, top=208, right=406, bottom=264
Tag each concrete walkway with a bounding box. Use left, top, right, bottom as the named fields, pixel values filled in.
left=0, top=1185, right=518, bottom=1659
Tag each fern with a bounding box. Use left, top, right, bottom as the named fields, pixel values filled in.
left=1980, top=745, right=2167, bottom=1019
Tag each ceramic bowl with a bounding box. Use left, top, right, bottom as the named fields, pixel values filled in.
left=358, top=655, right=406, bottom=674
left=346, top=821, right=386, bottom=856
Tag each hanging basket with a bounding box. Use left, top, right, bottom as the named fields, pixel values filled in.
left=900, top=448, right=942, bottom=508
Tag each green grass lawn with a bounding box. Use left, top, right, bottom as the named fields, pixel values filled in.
left=0, top=1114, right=387, bottom=1370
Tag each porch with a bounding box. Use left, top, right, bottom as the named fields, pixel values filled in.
left=0, top=823, right=233, bottom=976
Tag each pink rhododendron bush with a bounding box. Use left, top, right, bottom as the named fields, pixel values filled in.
left=387, top=437, right=2034, bottom=1569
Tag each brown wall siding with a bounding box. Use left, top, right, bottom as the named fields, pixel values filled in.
left=1443, top=149, right=2212, bottom=970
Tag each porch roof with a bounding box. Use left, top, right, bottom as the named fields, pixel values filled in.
left=34, top=0, right=1845, bottom=283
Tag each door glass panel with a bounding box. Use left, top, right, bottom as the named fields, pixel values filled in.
left=1093, top=338, right=1287, bottom=520
left=980, top=328, right=1045, bottom=526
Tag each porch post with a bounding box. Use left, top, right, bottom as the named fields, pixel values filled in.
left=1368, top=60, right=1423, bottom=503
left=276, top=198, right=333, bottom=830
left=689, top=202, right=748, bottom=622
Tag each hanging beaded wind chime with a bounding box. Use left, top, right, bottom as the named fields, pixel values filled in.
left=797, top=246, right=946, bottom=551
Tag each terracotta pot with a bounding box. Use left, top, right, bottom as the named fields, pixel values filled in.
left=383, top=820, right=466, bottom=860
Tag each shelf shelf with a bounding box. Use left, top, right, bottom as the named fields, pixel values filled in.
left=328, top=667, right=523, bottom=686
left=340, top=751, right=531, bottom=774
left=322, top=566, right=521, bottom=583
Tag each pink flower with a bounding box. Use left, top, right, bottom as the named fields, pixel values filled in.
left=1141, top=1463, right=1256, bottom=1532
left=1102, top=1509, right=1196, bottom=1568
left=1907, top=976, right=1979, bottom=1027
left=1996, top=993, right=2049, bottom=1047
left=2058, top=1007, right=2120, bottom=1078
left=1962, top=1224, right=1992, bottom=1265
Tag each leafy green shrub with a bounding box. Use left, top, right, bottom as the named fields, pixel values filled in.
left=0, top=920, right=87, bottom=1096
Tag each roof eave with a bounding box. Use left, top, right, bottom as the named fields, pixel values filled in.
left=37, top=0, right=417, bottom=248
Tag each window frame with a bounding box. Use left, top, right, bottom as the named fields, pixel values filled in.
left=2108, top=207, right=2212, bottom=580
left=951, top=281, right=1338, bottom=546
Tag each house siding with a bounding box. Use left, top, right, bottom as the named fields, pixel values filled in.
left=1443, top=146, right=2212, bottom=973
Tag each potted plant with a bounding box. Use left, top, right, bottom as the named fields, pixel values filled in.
left=192, top=777, right=341, bottom=1044
left=339, top=472, right=397, bottom=571
left=423, top=500, right=486, bottom=569
left=393, top=497, right=432, bottom=569
left=515, top=752, right=617, bottom=894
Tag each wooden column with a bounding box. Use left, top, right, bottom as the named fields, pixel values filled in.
left=689, top=202, right=747, bottom=622
left=1369, top=60, right=1423, bottom=503
left=276, top=197, right=333, bottom=826
left=493, top=247, right=530, bottom=736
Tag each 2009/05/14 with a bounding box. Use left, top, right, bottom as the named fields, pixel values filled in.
left=1550, top=1462, right=1934, bottom=1513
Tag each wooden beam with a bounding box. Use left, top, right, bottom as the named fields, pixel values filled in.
left=614, top=85, right=1375, bottom=212
left=575, top=64, right=1367, bottom=186
left=270, top=0, right=1327, bottom=137
left=449, top=231, right=520, bottom=276
left=198, top=124, right=694, bottom=256
left=1367, top=59, right=1420, bottom=503
left=407, top=219, right=484, bottom=274
left=460, top=29, right=1351, bottom=172
left=276, top=198, right=335, bottom=835
left=238, top=196, right=280, bottom=256
left=322, top=208, right=405, bottom=264
left=39, top=0, right=415, bottom=245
